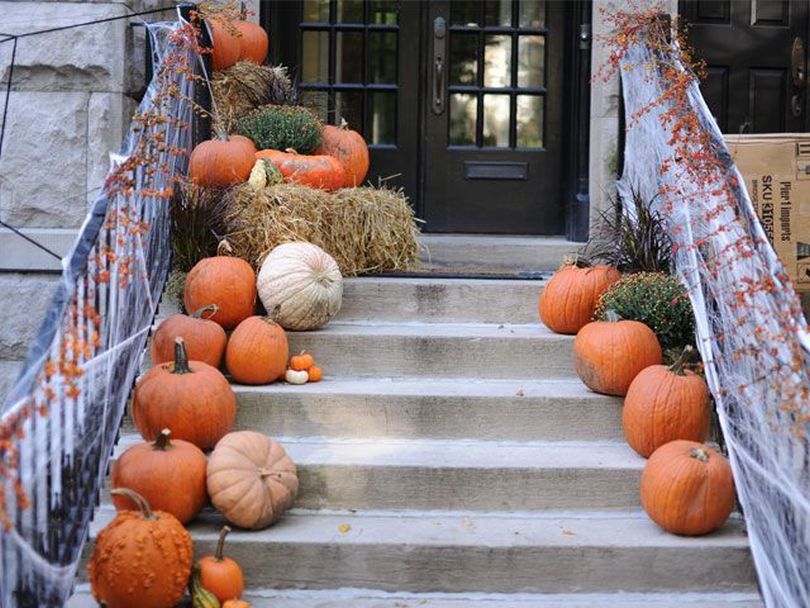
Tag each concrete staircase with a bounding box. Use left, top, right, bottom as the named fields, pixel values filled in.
left=69, top=274, right=760, bottom=607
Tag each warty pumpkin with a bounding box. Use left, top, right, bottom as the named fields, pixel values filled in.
left=539, top=258, right=621, bottom=334
left=150, top=305, right=227, bottom=368
left=111, top=429, right=208, bottom=524
left=573, top=311, right=662, bottom=396
left=316, top=119, right=369, bottom=188
left=257, top=242, right=343, bottom=330
left=89, top=488, right=193, bottom=608
left=131, top=337, right=236, bottom=450
left=255, top=148, right=344, bottom=191
left=225, top=315, right=289, bottom=384
left=232, top=20, right=268, bottom=64
left=189, top=136, right=256, bottom=188
left=198, top=526, right=245, bottom=602
left=184, top=242, right=257, bottom=330
left=641, top=440, right=735, bottom=536
left=623, top=346, right=710, bottom=458
left=207, top=430, right=299, bottom=530
left=209, top=17, right=240, bottom=71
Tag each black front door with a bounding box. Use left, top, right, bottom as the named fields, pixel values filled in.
left=680, top=0, right=810, bottom=133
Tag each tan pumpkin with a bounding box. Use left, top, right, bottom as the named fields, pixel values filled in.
left=623, top=346, right=710, bottom=458
left=89, top=488, right=193, bottom=608
left=198, top=526, right=245, bottom=602
left=207, top=431, right=299, bottom=530
left=316, top=119, right=369, bottom=188
left=184, top=243, right=257, bottom=330
left=131, top=338, right=236, bottom=450
left=189, top=136, right=256, bottom=188
left=573, top=311, right=662, bottom=396
left=255, top=149, right=344, bottom=191
left=111, top=429, right=207, bottom=524
left=641, top=440, right=735, bottom=536
left=539, top=258, right=621, bottom=334
left=232, top=20, right=268, bottom=64
left=257, top=242, right=343, bottom=330
left=150, top=305, right=227, bottom=368
left=225, top=315, right=289, bottom=384
left=209, top=17, right=241, bottom=71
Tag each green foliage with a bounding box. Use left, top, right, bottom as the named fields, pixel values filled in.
left=595, top=272, right=695, bottom=352
left=234, top=104, right=322, bottom=154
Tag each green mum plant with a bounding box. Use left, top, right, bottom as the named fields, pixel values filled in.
left=235, top=104, right=323, bottom=154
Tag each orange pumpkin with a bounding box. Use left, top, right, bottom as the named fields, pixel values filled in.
left=230, top=133, right=260, bottom=156
left=223, top=601, right=251, bottom=608
left=290, top=351, right=314, bottom=371
left=623, top=346, right=710, bottom=458
left=189, top=136, right=256, bottom=188
left=131, top=338, right=236, bottom=450
left=150, top=305, right=227, bottom=368
left=209, top=17, right=240, bottom=71
left=539, top=259, right=621, bottom=334
left=184, top=244, right=257, bottom=330
left=232, top=20, right=268, bottom=64
left=256, top=148, right=344, bottom=191
left=198, top=526, right=245, bottom=602
left=573, top=311, right=662, bottom=396
left=226, top=315, right=289, bottom=384
left=641, top=440, right=735, bottom=536
left=307, top=365, right=323, bottom=382
left=89, top=488, right=193, bottom=608
left=111, top=429, right=207, bottom=524
left=316, top=120, right=369, bottom=188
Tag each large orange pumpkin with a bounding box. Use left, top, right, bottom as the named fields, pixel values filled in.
left=189, top=136, right=256, bottom=188
left=641, top=440, right=735, bottom=536
left=209, top=17, right=240, bottom=71
left=89, top=488, right=193, bottom=608
left=316, top=120, right=369, bottom=188
left=256, top=148, right=344, bottom=191
left=184, top=244, right=257, bottom=330
left=225, top=315, right=289, bottom=385
left=539, top=259, right=621, bottom=334
left=232, top=20, right=268, bottom=64
left=150, top=305, right=227, bottom=368
left=111, top=429, right=208, bottom=524
left=131, top=338, right=236, bottom=450
left=198, top=526, right=245, bottom=602
left=623, top=346, right=710, bottom=458
left=573, top=311, right=662, bottom=396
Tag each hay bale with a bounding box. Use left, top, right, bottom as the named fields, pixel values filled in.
left=223, top=183, right=421, bottom=277
left=211, top=62, right=295, bottom=133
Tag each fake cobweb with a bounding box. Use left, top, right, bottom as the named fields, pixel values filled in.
left=617, top=27, right=810, bottom=608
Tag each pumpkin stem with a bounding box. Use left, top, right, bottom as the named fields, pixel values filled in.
left=604, top=310, right=623, bottom=323
left=191, top=304, right=219, bottom=320
left=690, top=446, right=710, bottom=463
left=562, top=254, right=592, bottom=269
left=669, top=345, right=695, bottom=376
left=110, top=488, right=155, bottom=520
left=283, top=148, right=299, bottom=155
left=172, top=337, right=192, bottom=375
left=216, top=239, right=234, bottom=256
left=154, top=428, right=173, bottom=451
left=338, top=117, right=349, bottom=130
left=215, top=525, right=231, bottom=561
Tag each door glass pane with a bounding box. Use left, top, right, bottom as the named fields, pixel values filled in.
left=452, top=2, right=480, bottom=26
left=370, top=0, right=399, bottom=25
left=484, top=0, right=512, bottom=26
left=450, top=33, right=479, bottom=85
left=335, top=90, right=364, bottom=132
left=369, top=32, right=397, bottom=84
left=300, top=90, right=330, bottom=122
left=302, top=30, right=329, bottom=83
left=483, top=94, right=510, bottom=146
left=484, top=35, right=512, bottom=88
left=516, top=94, right=543, bottom=147
left=303, top=0, right=330, bottom=23
left=336, top=31, right=364, bottom=83
left=517, top=35, right=544, bottom=87
left=449, top=93, right=477, bottom=145
left=519, top=0, right=545, bottom=28
left=369, top=91, right=397, bottom=144
left=337, top=0, right=364, bottom=23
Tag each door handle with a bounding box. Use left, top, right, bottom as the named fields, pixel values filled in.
left=792, top=37, right=805, bottom=88
left=432, top=16, right=446, bottom=115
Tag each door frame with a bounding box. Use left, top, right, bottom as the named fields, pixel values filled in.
left=262, top=0, right=592, bottom=241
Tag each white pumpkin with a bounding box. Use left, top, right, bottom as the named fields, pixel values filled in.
left=257, top=242, right=343, bottom=330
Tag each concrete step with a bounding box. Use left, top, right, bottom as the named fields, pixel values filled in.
left=112, top=435, right=645, bottom=511
left=285, top=322, right=574, bottom=379
left=83, top=509, right=755, bottom=594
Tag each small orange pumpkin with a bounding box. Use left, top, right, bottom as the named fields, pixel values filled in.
left=256, top=148, right=344, bottom=191
left=189, top=136, right=256, bottom=188
left=232, top=20, right=268, bottom=64
left=539, top=258, right=621, bottom=334
left=307, top=365, right=323, bottom=382
left=573, top=311, right=662, bottom=396
left=199, top=526, right=245, bottom=602
left=316, top=119, right=369, bottom=188
left=641, top=440, right=735, bottom=536
left=209, top=17, right=241, bottom=71
left=623, top=346, right=710, bottom=458
left=226, top=315, right=289, bottom=384
left=150, top=305, right=227, bottom=368
left=223, top=601, right=251, bottom=608
left=290, top=351, right=314, bottom=371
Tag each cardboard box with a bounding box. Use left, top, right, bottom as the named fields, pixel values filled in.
left=725, top=134, right=810, bottom=291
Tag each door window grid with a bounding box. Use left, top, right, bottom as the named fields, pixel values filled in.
left=299, top=0, right=399, bottom=146
left=448, top=0, right=546, bottom=149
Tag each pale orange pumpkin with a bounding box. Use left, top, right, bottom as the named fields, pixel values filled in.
left=150, top=305, right=227, bottom=368
left=189, top=136, right=256, bottom=188
left=225, top=315, right=289, bottom=385
left=316, top=120, right=369, bottom=188
left=232, top=20, right=268, bottom=64
left=256, top=148, right=344, bottom=191
left=209, top=17, right=240, bottom=71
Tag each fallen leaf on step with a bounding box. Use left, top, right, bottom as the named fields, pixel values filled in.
left=338, top=524, right=351, bottom=534
left=461, top=517, right=475, bottom=529
left=562, top=528, right=576, bottom=536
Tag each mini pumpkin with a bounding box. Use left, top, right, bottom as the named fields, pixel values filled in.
left=573, top=311, right=662, bottom=396
left=189, top=136, right=256, bottom=188
left=285, top=369, right=308, bottom=384
left=225, top=315, right=289, bottom=384
left=641, top=440, right=735, bottom=536
left=307, top=365, right=323, bottom=382
left=255, top=148, right=344, bottom=191
left=223, top=601, right=251, bottom=608
left=89, top=488, right=193, bottom=608
left=232, top=20, right=268, bottom=64
left=150, top=305, right=227, bottom=368
left=257, top=242, right=343, bottom=330
left=315, top=119, right=369, bottom=188
left=290, top=351, right=314, bottom=371
left=199, top=526, right=245, bottom=603
left=131, top=338, right=236, bottom=450
left=207, top=431, right=299, bottom=530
